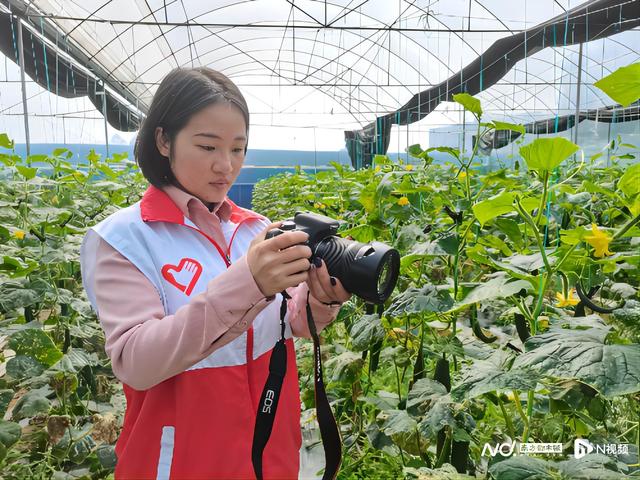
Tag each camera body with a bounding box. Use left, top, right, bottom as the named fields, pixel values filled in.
left=265, top=211, right=340, bottom=248
left=266, top=212, right=399, bottom=304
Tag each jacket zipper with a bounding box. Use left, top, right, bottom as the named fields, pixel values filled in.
left=182, top=217, right=262, bottom=408
left=182, top=218, right=255, bottom=267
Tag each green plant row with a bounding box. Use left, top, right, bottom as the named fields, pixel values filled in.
left=253, top=93, right=640, bottom=478
left=0, top=139, right=146, bottom=479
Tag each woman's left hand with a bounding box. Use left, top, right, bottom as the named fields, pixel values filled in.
left=306, top=257, right=351, bottom=305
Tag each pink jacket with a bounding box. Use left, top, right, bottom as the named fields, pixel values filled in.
left=82, top=185, right=340, bottom=479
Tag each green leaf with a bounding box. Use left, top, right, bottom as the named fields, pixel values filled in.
left=13, top=391, right=51, bottom=420
left=0, top=134, right=15, bottom=149
left=406, top=378, right=448, bottom=416
left=380, top=345, right=411, bottom=368
left=437, top=233, right=459, bottom=255
left=594, top=63, right=640, bottom=107
left=6, top=355, right=45, bottom=380
left=613, top=299, right=640, bottom=326
left=49, top=348, right=100, bottom=373
left=372, top=154, right=391, bottom=165
left=494, top=218, right=523, bottom=249
left=87, top=149, right=101, bottom=164
left=457, top=274, right=530, bottom=307
left=387, top=285, right=454, bottom=316
left=560, top=226, right=591, bottom=246
left=324, top=351, right=364, bottom=383
left=519, top=137, right=579, bottom=174
left=406, top=144, right=424, bottom=158
left=564, top=191, right=592, bottom=205
left=472, top=192, right=516, bottom=225
left=513, top=329, right=640, bottom=397
left=364, top=421, right=398, bottom=456
left=488, top=456, right=553, bottom=480
left=417, top=397, right=457, bottom=438
left=9, top=329, right=63, bottom=367
left=358, top=182, right=377, bottom=213
left=557, top=453, right=630, bottom=479
left=51, top=424, right=96, bottom=464
left=405, top=465, right=476, bottom=479
left=349, top=314, right=385, bottom=352
left=378, top=409, right=426, bottom=456
left=618, top=163, right=640, bottom=198
left=426, top=146, right=460, bottom=161
left=451, top=362, right=539, bottom=402
left=0, top=390, right=14, bottom=418
left=495, top=252, right=555, bottom=273
left=0, top=256, right=39, bottom=278
left=27, top=154, right=47, bottom=163
left=96, top=444, right=118, bottom=469
left=15, top=165, right=38, bottom=180
left=491, top=452, right=630, bottom=480
left=52, top=148, right=70, bottom=157
left=341, top=224, right=376, bottom=243
left=0, top=420, right=21, bottom=449
left=491, top=121, right=526, bottom=135
left=453, top=93, right=482, bottom=118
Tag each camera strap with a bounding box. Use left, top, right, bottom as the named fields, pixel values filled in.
left=303, top=289, right=342, bottom=479
left=252, top=290, right=342, bottom=480
left=251, top=290, right=290, bottom=480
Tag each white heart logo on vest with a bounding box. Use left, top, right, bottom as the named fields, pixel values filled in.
left=161, top=258, right=203, bottom=296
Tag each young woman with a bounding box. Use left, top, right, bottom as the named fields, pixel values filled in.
left=80, top=67, right=351, bottom=479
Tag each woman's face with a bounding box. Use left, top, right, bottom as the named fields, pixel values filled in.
left=156, top=101, right=247, bottom=205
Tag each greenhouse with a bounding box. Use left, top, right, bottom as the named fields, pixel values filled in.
left=0, top=0, right=639, bottom=478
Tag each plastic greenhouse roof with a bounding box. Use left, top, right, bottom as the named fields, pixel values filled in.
left=1, top=0, right=639, bottom=142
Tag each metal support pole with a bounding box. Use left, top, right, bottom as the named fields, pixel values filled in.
left=101, top=81, right=110, bottom=158
left=17, top=19, right=31, bottom=156
left=573, top=42, right=583, bottom=146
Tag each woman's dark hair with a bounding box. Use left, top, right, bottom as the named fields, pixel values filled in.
left=135, top=67, right=249, bottom=187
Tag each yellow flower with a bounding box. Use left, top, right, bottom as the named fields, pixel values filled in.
left=13, top=230, right=25, bottom=240
left=397, top=197, right=410, bottom=206
left=458, top=171, right=468, bottom=182
left=555, top=289, right=579, bottom=307
left=388, top=327, right=408, bottom=339
left=405, top=164, right=414, bottom=171
left=584, top=223, right=613, bottom=258
left=374, top=166, right=381, bottom=172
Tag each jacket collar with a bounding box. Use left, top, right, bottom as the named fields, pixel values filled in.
left=140, top=185, right=263, bottom=225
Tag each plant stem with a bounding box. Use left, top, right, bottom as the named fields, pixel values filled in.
left=531, top=272, right=551, bottom=328
left=613, top=213, right=640, bottom=240
left=525, top=390, right=535, bottom=443
left=512, top=390, right=529, bottom=439
left=534, top=171, right=550, bottom=226
left=497, top=395, right=516, bottom=439
left=516, top=199, right=553, bottom=273
left=394, top=361, right=402, bottom=404
left=554, top=243, right=579, bottom=272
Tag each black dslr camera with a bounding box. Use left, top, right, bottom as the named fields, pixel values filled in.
left=266, top=212, right=400, bottom=303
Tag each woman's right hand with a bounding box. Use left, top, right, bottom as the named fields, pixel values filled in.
left=247, top=222, right=312, bottom=297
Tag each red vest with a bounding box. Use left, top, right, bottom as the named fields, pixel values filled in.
left=81, top=186, right=302, bottom=479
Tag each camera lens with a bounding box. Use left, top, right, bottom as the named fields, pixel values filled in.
left=315, top=237, right=399, bottom=303
left=377, top=260, right=391, bottom=297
